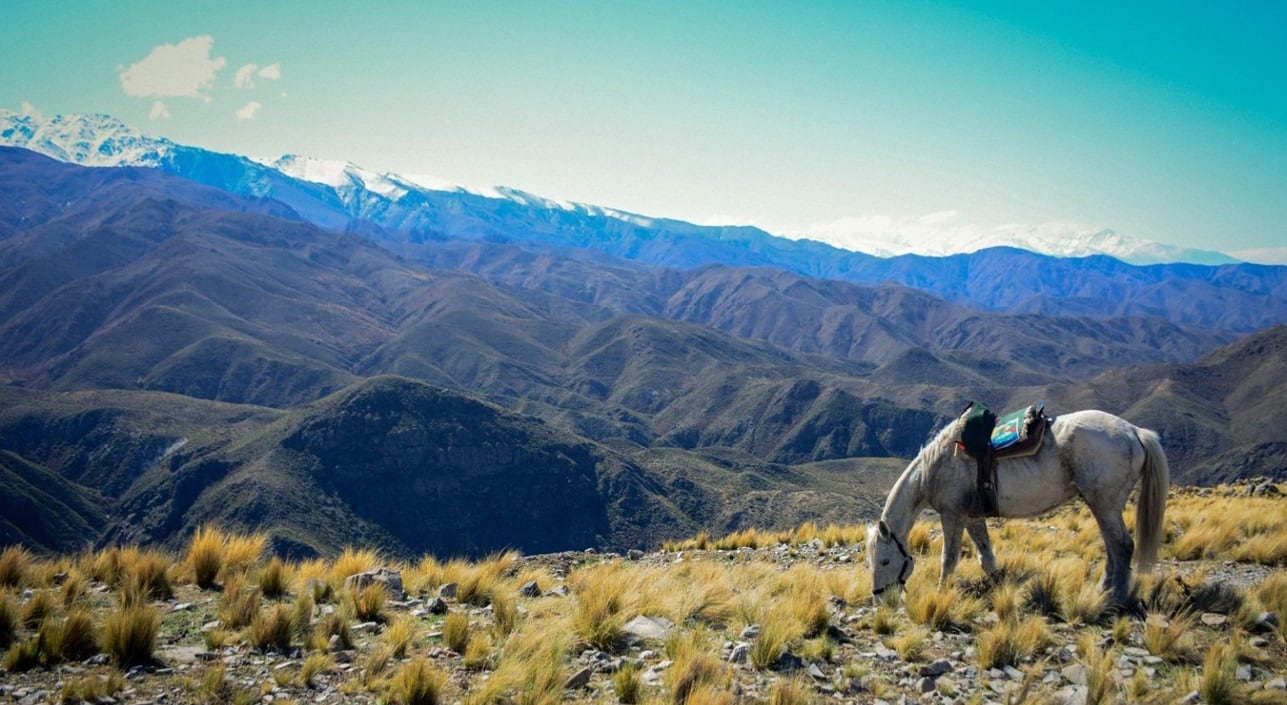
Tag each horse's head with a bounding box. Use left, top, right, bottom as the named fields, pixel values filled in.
left=867, top=520, right=914, bottom=602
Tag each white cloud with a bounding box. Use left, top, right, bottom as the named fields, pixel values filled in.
left=149, top=100, right=171, bottom=120
left=1229, top=246, right=1287, bottom=265
left=257, top=63, right=281, bottom=80
left=120, top=35, right=226, bottom=102
left=235, top=100, right=262, bottom=121
left=234, top=63, right=258, bottom=89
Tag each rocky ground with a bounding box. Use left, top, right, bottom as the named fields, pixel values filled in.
left=2, top=539, right=1285, bottom=705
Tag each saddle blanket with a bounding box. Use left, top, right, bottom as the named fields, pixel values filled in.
left=991, top=403, right=1046, bottom=457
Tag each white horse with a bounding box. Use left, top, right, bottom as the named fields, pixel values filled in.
left=867, top=408, right=1169, bottom=606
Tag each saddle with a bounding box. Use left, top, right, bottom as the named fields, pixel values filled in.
left=956, top=402, right=1049, bottom=516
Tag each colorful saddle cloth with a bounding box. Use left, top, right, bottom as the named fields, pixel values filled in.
left=991, top=403, right=1047, bottom=459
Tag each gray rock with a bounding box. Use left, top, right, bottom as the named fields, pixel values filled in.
left=728, top=643, right=750, bottom=665
left=565, top=666, right=593, bottom=690
left=438, top=582, right=458, bottom=600
left=773, top=652, right=806, bottom=672
left=425, top=597, right=448, bottom=615
left=918, top=676, right=937, bottom=694
left=1062, top=664, right=1088, bottom=686
left=919, top=659, right=953, bottom=678
left=1266, top=678, right=1286, bottom=690
left=1252, top=612, right=1281, bottom=634
left=344, top=568, right=404, bottom=599
left=808, top=663, right=827, bottom=680
left=623, top=615, right=675, bottom=642
left=519, top=580, right=542, bottom=598
left=1054, top=685, right=1088, bottom=705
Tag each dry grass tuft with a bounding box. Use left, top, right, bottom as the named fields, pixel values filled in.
left=351, top=582, right=388, bottom=623
left=768, top=677, right=815, bottom=705
left=385, top=614, right=415, bottom=659
left=1077, top=631, right=1118, bottom=705
left=614, top=661, right=643, bottom=704
left=299, top=652, right=332, bottom=689
left=223, top=532, right=268, bottom=574
left=102, top=602, right=159, bottom=667
left=259, top=556, right=290, bottom=600
left=0, top=594, right=16, bottom=649
left=0, top=544, right=33, bottom=587
left=188, top=525, right=225, bottom=589
left=220, top=577, right=262, bottom=629
left=387, top=656, right=447, bottom=705
left=976, top=615, right=1051, bottom=669
left=60, top=670, right=125, bottom=704
left=58, top=608, right=99, bottom=661
left=1143, top=612, right=1197, bottom=663
left=443, top=611, right=470, bottom=654
left=570, top=564, right=627, bottom=651
left=332, top=546, right=382, bottom=585
left=1199, top=639, right=1242, bottom=705
left=249, top=603, right=293, bottom=652
left=668, top=646, right=730, bottom=705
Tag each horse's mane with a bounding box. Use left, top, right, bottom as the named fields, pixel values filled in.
left=913, top=412, right=966, bottom=473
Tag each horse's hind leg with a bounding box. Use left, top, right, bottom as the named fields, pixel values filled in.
left=1088, top=506, right=1134, bottom=603
left=966, top=518, right=997, bottom=576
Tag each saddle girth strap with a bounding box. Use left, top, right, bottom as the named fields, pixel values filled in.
left=976, top=451, right=999, bottom=517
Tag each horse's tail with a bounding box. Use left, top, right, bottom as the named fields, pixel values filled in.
left=1134, top=427, right=1170, bottom=571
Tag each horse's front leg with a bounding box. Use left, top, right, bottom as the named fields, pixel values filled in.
left=939, top=513, right=964, bottom=586
left=966, top=518, right=997, bottom=576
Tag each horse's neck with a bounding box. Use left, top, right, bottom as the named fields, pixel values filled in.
left=880, top=461, right=925, bottom=541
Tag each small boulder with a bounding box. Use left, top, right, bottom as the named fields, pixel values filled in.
left=344, top=568, right=404, bottom=599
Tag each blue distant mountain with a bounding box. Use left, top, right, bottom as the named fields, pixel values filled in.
left=3, top=110, right=1284, bottom=334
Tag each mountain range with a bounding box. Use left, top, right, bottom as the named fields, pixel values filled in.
left=4, top=110, right=1285, bottom=335
left=0, top=117, right=1285, bottom=559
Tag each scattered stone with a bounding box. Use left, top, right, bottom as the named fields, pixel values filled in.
left=519, top=580, right=542, bottom=598
left=623, top=615, right=675, bottom=642
left=1266, top=678, right=1286, bottom=690
left=425, top=597, right=448, bottom=615
left=807, top=663, right=827, bottom=681
left=1237, top=665, right=1253, bottom=681
left=1053, top=685, right=1089, bottom=705
left=627, top=550, right=644, bottom=561
left=1201, top=613, right=1228, bottom=627
left=565, top=666, right=593, bottom=690
left=918, top=676, right=937, bottom=694
left=919, top=659, right=952, bottom=678
left=740, top=624, right=760, bottom=640
left=1062, top=664, right=1088, bottom=686
left=1252, top=612, right=1281, bottom=634
left=728, top=643, right=750, bottom=665
left=344, top=568, right=404, bottom=599
left=438, top=583, right=458, bottom=600
left=772, top=652, right=806, bottom=672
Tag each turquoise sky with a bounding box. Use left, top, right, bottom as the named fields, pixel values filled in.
left=3, top=1, right=1285, bottom=257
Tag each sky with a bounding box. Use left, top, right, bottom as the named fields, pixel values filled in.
left=3, top=1, right=1286, bottom=261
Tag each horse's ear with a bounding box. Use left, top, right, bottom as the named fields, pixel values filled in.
left=878, top=520, right=891, bottom=538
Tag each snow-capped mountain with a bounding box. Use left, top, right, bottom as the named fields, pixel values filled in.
left=1, top=109, right=1245, bottom=267
left=0, top=110, right=173, bottom=168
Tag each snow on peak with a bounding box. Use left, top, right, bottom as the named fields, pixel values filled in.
left=0, top=109, right=173, bottom=167
left=802, top=214, right=1237, bottom=266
